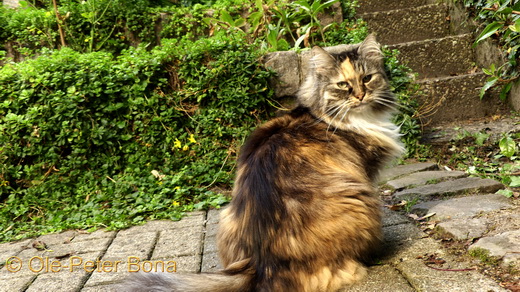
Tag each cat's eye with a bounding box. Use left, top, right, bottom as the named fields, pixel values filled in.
left=337, top=81, right=350, bottom=89
left=362, top=74, right=372, bottom=83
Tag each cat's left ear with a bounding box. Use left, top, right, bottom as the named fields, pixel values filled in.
left=358, top=34, right=384, bottom=65
left=311, top=46, right=336, bottom=75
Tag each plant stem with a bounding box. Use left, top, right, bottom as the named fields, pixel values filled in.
left=52, top=0, right=67, bottom=47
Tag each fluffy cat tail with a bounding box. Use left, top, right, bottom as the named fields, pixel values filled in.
left=120, top=271, right=253, bottom=292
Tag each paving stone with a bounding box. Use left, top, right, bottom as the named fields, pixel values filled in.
left=346, top=265, right=415, bottom=292
left=120, top=213, right=205, bottom=236
left=0, top=275, right=35, bottom=292
left=25, top=269, right=89, bottom=292
left=206, top=208, right=221, bottom=225
left=394, top=177, right=503, bottom=201
left=383, top=223, right=424, bottom=244
left=205, top=222, right=219, bottom=238
left=412, top=193, right=512, bottom=220
left=203, top=234, right=218, bottom=255
left=80, top=282, right=120, bottom=292
left=0, top=238, right=31, bottom=266
left=151, top=226, right=204, bottom=260
left=470, top=230, right=520, bottom=268
left=386, top=170, right=467, bottom=190
left=380, top=162, right=438, bottom=182
left=201, top=251, right=222, bottom=273
left=72, top=230, right=117, bottom=242
left=390, top=237, right=507, bottom=292
left=90, top=230, right=157, bottom=281
left=438, top=217, right=491, bottom=240
left=382, top=207, right=411, bottom=227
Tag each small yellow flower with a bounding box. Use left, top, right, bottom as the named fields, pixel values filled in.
left=172, top=201, right=180, bottom=207
left=174, top=138, right=182, bottom=149
left=188, top=134, right=196, bottom=144
left=182, top=145, right=189, bottom=151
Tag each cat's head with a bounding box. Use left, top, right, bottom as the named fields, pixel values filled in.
left=298, top=34, right=396, bottom=130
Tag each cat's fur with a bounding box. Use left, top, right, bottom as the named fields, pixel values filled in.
left=122, top=34, right=403, bottom=292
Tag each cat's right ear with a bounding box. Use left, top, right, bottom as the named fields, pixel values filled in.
left=311, top=46, right=336, bottom=75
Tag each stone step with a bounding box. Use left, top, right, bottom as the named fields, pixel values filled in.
left=394, top=177, right=503, bottom=201
left=389, top=34, right=476, bottom=79
left=361, top=4, right=450, bottom=46
left=412, top=193, right=511, bottom=221
left=386, top=170, right=467, bottom=190
left=356, top=0, right=431, bottom=14
left=380, top=162, right=438, bottom=182
left=416, top=73, right=511, bottom=126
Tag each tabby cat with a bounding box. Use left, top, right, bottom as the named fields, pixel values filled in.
left=123, top=34, right=404, bottom=292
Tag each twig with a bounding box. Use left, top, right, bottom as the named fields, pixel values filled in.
left=483, top=6, right=520, bottom=15
left=52, top=0, right=67, bottom=47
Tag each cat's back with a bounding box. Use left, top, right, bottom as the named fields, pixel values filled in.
left=238, top=107, right=329, bottom=163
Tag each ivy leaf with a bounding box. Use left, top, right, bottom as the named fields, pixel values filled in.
left=474, top=22, right=503, bottom=46
left=496, top=189, right=514, bottom=198
left=510, top=176, right=520, bottom=188
left=480, top=76, right=498, bottom=99
left=499, top=136, right=517, bottom=158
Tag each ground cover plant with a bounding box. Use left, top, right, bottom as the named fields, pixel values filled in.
left=0, top=0, right=421, bottom=242
left=461, top=0, right=520, bottom=100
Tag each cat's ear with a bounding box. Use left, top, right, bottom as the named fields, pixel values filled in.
left=358, top=34, right=383, bottom=64
left=311, top=46, right=336, bottom=75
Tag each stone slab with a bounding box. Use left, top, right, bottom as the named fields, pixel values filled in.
left=470, top=230, right=520, bottom=268
left=381, top=162, right=438, bottom=182
left=382, top=207, right=411, bottom=227
left=346, top=265, right=415, bottom=292
left=151, top=226, right=204, bottom=259
left=0, top=275, right=35, bottom=292
left=206, top=209, right=221, bottom=225
left=25, top=269, right=89, bottom=292
left=412, top=193, right=512, bottom=220
left=395, top=177, right=503, bottom=201
left=386, top=170, right=466, bottom=190
left=201, top=251, right=222, bottom=273
left=390, top=238, right=507, bottom=292
left=438, top=217, right=490, bottom=240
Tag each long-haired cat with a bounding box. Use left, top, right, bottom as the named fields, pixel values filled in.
left=123, top=34, right=404, bottom=292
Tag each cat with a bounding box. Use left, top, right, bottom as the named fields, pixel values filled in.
left=122, top=34, right=404, bottom=292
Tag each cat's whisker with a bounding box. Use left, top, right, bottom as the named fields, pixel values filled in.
left=373, top=97, right=400, bottom=110
left=333, top=104, right=350, bottom=135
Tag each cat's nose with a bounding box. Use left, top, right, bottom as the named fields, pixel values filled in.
left=354, top=92, right=365, bottom=101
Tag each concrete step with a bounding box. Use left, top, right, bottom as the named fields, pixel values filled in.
left=356, top=0, right=430, bottom=14
left=361, top=4, right=450, bottom=45
left=389, top=34, right=476, bottom=79
left=416, top=73, right=510, bottom=126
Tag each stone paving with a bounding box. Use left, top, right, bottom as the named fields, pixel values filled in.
left=0, top=161, right=518, bottom=291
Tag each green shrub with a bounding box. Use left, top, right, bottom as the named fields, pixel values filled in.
left=0, top=33, right=274, bottom=242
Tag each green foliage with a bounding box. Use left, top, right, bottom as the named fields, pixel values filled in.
left=445, top=129, right=520, bottom=193
left=0, top=32, right=274, bottom=242
left=464, top=0, right=520, bottom=100
left=383, top=49, right=425, bottom=158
